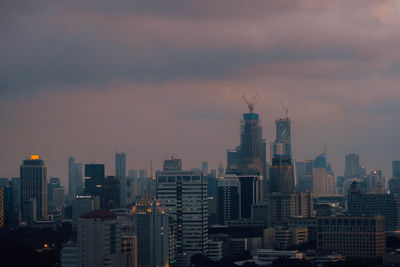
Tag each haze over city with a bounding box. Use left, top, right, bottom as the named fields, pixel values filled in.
left=1, top=0, right=400, bottom=184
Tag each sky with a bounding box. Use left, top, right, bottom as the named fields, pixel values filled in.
left=1, top=0, right=400, bottom=186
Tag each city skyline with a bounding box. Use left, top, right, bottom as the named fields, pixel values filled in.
left=1, top=0, right=400, bottom=182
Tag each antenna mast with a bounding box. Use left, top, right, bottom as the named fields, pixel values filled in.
left=242, top=90, right=261, bottom=113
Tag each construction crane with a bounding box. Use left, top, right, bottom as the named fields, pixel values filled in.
left=281, top=103, right=290, bottom=118
left=242, top=90, right=261, bottom=113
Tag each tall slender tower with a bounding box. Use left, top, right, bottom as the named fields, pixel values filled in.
left=20, top=155, right=47, bottom=220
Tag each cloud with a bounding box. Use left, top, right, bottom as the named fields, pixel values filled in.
left=0, top=0, right=400, bottom=182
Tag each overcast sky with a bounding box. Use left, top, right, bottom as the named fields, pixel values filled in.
left=1, top=0, right=400, bottom=186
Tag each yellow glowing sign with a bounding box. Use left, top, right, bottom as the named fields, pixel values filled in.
left=30, top=155, right=39, bottom=160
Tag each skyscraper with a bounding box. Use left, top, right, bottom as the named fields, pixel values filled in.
left=68, top=157, right=83, bottom=198
left=156, top=158, right=208, bottom=266
left=131, top=200, right=169, bottom=267
left=20, top=155, right=47, bottom=220
left=77, top=210, right=122, bottom=267
left=227, top=95, right=267, bottom=200
left=102, top=176, right=120, bottom=210
left=270, top=155, right=294, bottom=194
left=273, top=116, right=292, bottom=158
left=84, top=164, right=105, bottom=197
left=217, top=177, right=240, bottom=225
left=393, top=161, right=400, bottom=178
left=312, top=153, right=330, bottom=197
left=115, top=153, right=127, bottom=208
left=344, top=153, right=361, bottom=179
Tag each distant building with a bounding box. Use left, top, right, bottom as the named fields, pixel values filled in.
left=77, top=210, right=122, bottom=267
left=269, top=192, right=313, bottom=227
left=103, top=176, right=120, bottom=210
left=393, top=161, right=400, bottom=178
left=156, top=158, right=208, bottom=267
left=72, top=195, right=98, bottom=229
left=347, top=181, right=400, bottom=231
left=115, top=153, right=127, bottom=208
left=217, top=177, right=240, bottom=225
left=68, top=157, right=83, bottom=198
left=20, top=155, right=47, bottom=220
left=312, top=153, right=334, bottom=196
left=344, top=153, right=361, bottom=179
left=295, top=160, right=313, bottom=192
left=270, top=155, right=294, bottom=194
left=131, top=200, right=169, bottom=267
left=316, top=215, right=385, bottom=258
left=273, top=116, right=292, bottom=158
left=84, top=164, right=105, bottom=197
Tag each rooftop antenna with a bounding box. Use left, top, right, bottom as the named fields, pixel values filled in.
left=242, top=90, right=261, bottom=113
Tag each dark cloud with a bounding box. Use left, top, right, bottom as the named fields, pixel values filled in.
left=0, top=0, right=400, bottom=183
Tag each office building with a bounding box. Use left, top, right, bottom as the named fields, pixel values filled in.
left=316, top=215, right=385, bottom=258
left=295, top=160, right=313, bottom=192
left=131, top=200, right=169, bottom=267
left=238, top=175, right=262, bottom=218
left=344, top=153, right=361, bottom=179
left=20, top=155, right=47, bottom=220
left=202, top=161, right=208, bottom=177
left=313, top=153, right=334, bottom=197
left=347, top=181, right=400, bottom=231
left=156, top=158, right=208, bottom=266
left=269, top=192, right=313, bottom=227
left=77, top=210, right=122, bottom=267
left=121, top=236, right=137, bottom=267
left=389, top=177, right=400, bottom=195
left=68, top=157, right=83, bottom=198
left=273, top=116, right=292, bottom=158
left=393, top=161, right=400, bottom=178
left=270, top=155, right=294, bottom=194
left=217, top=177, right=240, bottom=225
left=72, top=195, right=98, bottom=228
left=103, top=176, right=120, bottom=210
left=84, top=164, right=105, bottom=197
left=115, top=153, right=127, bottom=208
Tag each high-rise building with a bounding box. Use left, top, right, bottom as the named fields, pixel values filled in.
left=202, top=161, right=208, bottom=177
left=238, top=175, right=263, bottom=218
left=268, top=192, right=313, bottom=227
left=393, top=161, right=400, bottom=178
left=116, top=153, right=127, bottom=208
left=217, top=177, right=240, bottom=225
left=131, top=200, right=169, bottom=267
left=227, top=97, right=267, bottom=189
left=20, top=155, right=47, bottom=220
left=273, top=117, right=292, bottom=158
left=295, top=160, right=313, bottom=192
left=84, top=164, right=105, bottom=197
left=312, top=153, right=334, bottom=197
left=270, top=155, right=294, bottom=194
left=103, top=176, right=120, bottom=210
left=72, top=195, right=98, bottom=229
left=77, top=210, right=123, bottom=267
left=68, top=157, right=83, bottom=198
left=48, top=177, right=63, bottom=208
left=156, top=158, right=208, bottom=266
left=344, top=153, right=361, bottom=179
